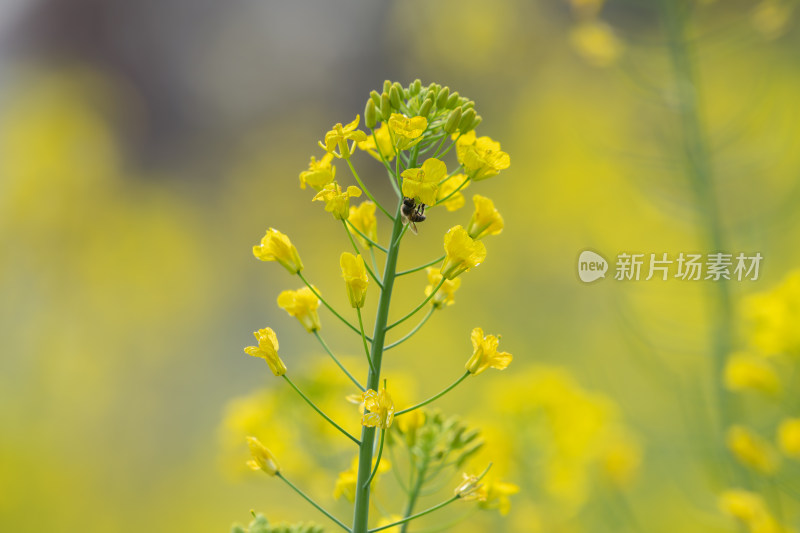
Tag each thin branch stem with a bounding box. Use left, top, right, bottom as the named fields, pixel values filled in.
left=313, top=330, right=366, bottom=392
left=363, top=429, right=386, bottom=488
left=298, top=272, right=370, bottom=340
left=385, top=307, right=436, bottom=351
left=283, top=375, right=361, bottom=445
left=347, top=159, right=393, bottom=221
left=433, top=176, right=471, bottom=207
left=343, top=220, right=384, bottom=289
left=277, top=473, right=351, bottom=532
left=346, top=220, right=388, bottom=253
left=396, top=255, right=445, bottom=277
left=357, top=307, right=376, bottom=374
left=395, top=371, right=470, bottom=416
left=370, top=496, right=459, bottom=533
left=386, top=278, right=446, bottom=331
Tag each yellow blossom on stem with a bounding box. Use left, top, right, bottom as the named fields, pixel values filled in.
left=388, top=113, right=427, bottom=150
left=467, top=194, right=504, bottom=239
left=778, top=418, right=800, bottom=458
left=465, top=327, right=513, bottom=375
left=477, top=479, right=520, bottom=515
left=277, top=286, right=321, bottom=333
left=348, top=201, right=377, bottom=248
left=298, top=153, right=336, bottom=191
left=454, top=473, right=486, bottom=501
left=319, top=115, right=368, bottom=159
left=357, top=123, right=396, bottom=161
left=401, top=158, right=445, bottom=206
left=425, top=267, right=461, bottom=308
left=312, top=182, right=362, bottom=220
left=441, top=225, right=486, bottom=280
left=361, top=387, right=394, bottom=429
left=243, top=327, right=286, bottom=377
left=253, top=228, right=303, bottom=274
left=723, top=352, right=781, bottom=396
left=340, top=252, right=369, bottom=308
left=726, top=425, right=780, bottom=474
left=246, top=436, right=280, bottom=476
left=436, top=173, right=470, bottom=211
left=456, top=131, right=510, bottom=181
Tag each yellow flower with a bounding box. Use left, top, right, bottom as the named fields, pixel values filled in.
left=465, top=327, right=513, bottom=375
left=312, top=182, right=362, bottom=220
left=777, top=418, right=800, bottom=458
left=436, top=173, right=470, bottom=211
left=454, top=472, right=486, bottom=501
left=719, top=489, right=786, bottom=533
left=455, top=131, right=510, bottom=181
left=743, top=270, right=800, bottom=357
left=477, top=479, right=520, bottom=515
left=318, top=115, right=368, bottom=159
left=570, top=20, right=623, bottom=68
left=252, top=228, right=303, bottom=274
left=357, top=123, right=396, bottom=161
left=388, top=113, right=427, bottom=150
left=424, top=267, right=461, bottom=308
left=243, top=327, right=286, bottom=377
left=600, top=431, right=642, bottom=487
left=726, top=425, right=780, bottom=474
left=441, top=225, right=486, bottom=280
left=361, top=387, right=394, bottom=429
left=724, top=352, right=781, bottom=396
left=375, top=515, right=403, bottom=533
left=246, top=436, right=280, bottom=476
left=277, top=286, right=321, bottom=333
left=340, top=252, right=369, bottom=308
left=334, top=456, right=391, bottom=501
left=467, top=194, right=504, bottom=239
left=298, top=153, right=336, bottom=191
left=401, top=158, right=445, bottom=206
left=348, top=201, right=377, bottom=248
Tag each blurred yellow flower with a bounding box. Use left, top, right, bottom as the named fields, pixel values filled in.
left=340, top=252, right=369, bottom=308
left=312, top=182, right=362, bottom=220
left=477, top=478, right=520, bottom=515
left=455, top=131, right=510, bottom=181
left=253, top=228, right=304, bottom=274
left=441, top=225, right=486, bottom=280
left=361, top=387, right=394, bottom=429
left=743, top=270, right=800, bottom=357
left=246, top=436, right=280, bottom=476
left=466, top=194, right=504, bottom=240
left=436, top=173, right=470, bottom=211
left=348, top=201, right=378, bottom=248
left=569, top=20, right=623, bottom=68
left=244, top=327, right=286, bottom=377
left=424, top=267, right=461, bottom=308
left=357, top=123, right=396, bottom=161
left=277, top=287, right=321, bottom=333
left=319, top=115, right=368, bottom=159
left=600, top=431, right=642, bottom=487
left=334, top=456, right=391, bottom=501
left=777, top=418, right=800, bottom=459
left=719, top=489, right=787, bottom=533
left=726, top=425, right=780, bottom=474
left=466, top=327, right=513, bottom=375
left=724, top=352, right=781, bottom=395
left=454, top=472, right=486, bottom=501
left=298, top=153, right=336, bottom=191
left=401, top=158, right=445, bottom=206
left=375, top=515, right=403, bottom=533
left=388, top=113, right=427, bottom=150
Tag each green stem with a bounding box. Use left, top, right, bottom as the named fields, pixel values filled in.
left=343, top=220, right=384, bottom=289
left=283, top=375, right=360, bottom=445
left=395, top=371, right=470, bottom=416
left=357, top=307, right=376, bottom=374
left=386, top=278, right=446, bottom=331
left=369, top=247, right=382, bottom=281
left=436, top=133, right=462, bottom=159
left=400, top=457, right=430, bottom=533
left=298, top=272, right=370, bottom=340
left=430, top=135, right=448, bottom=158
left=363, top=429, right=386, bottom=488
left=373, top=496, right=459, bottom=533
left=370, top=129, right=402, bottom=199
left=277, top=473, right=351, bottom=532
left=433, top=176, right=471, bottom=207
left=313, top=330, right=365, bottom=392
left=347, top=159, right=393, bottom=221
left=352, top=199, right=406, bottom=533
left=396, top=255, right=445, bottom=277
left=346, top=220, right=388, bottom=253
left=385, top=307, right=436, bottom=351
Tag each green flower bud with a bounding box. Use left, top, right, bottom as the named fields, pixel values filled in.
left=462, top=100, right=475, bottom=111
left=436, top=86, right=450, bottom=108
left=444, top=107, right=462, bottom=133
left=412, top=79, right=422, bottom=94
left=418, top=97, right=434, bottom=117
left=458, top=108, right=476, bottom=131
left=383, top=80, right=392, bottom=94
left=370, top=90, right=381, bottom=107
left=470, top=114, right=483, bottom=131
left=365, top=99, right=378, bottom=129
left=446, top=91, right=460, bottom=108
left=389, top=85, right=402, bottom=109
left=380, top=92, right=391, bottom=121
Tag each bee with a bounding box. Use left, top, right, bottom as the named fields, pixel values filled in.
left=401, top=197, right=426, bottom=234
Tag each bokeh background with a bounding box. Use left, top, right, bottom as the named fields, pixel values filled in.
left=2, top=0, right=800, bottom=532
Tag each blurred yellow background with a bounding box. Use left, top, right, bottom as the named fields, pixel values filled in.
left=2, top=1, right=799, bottom=532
